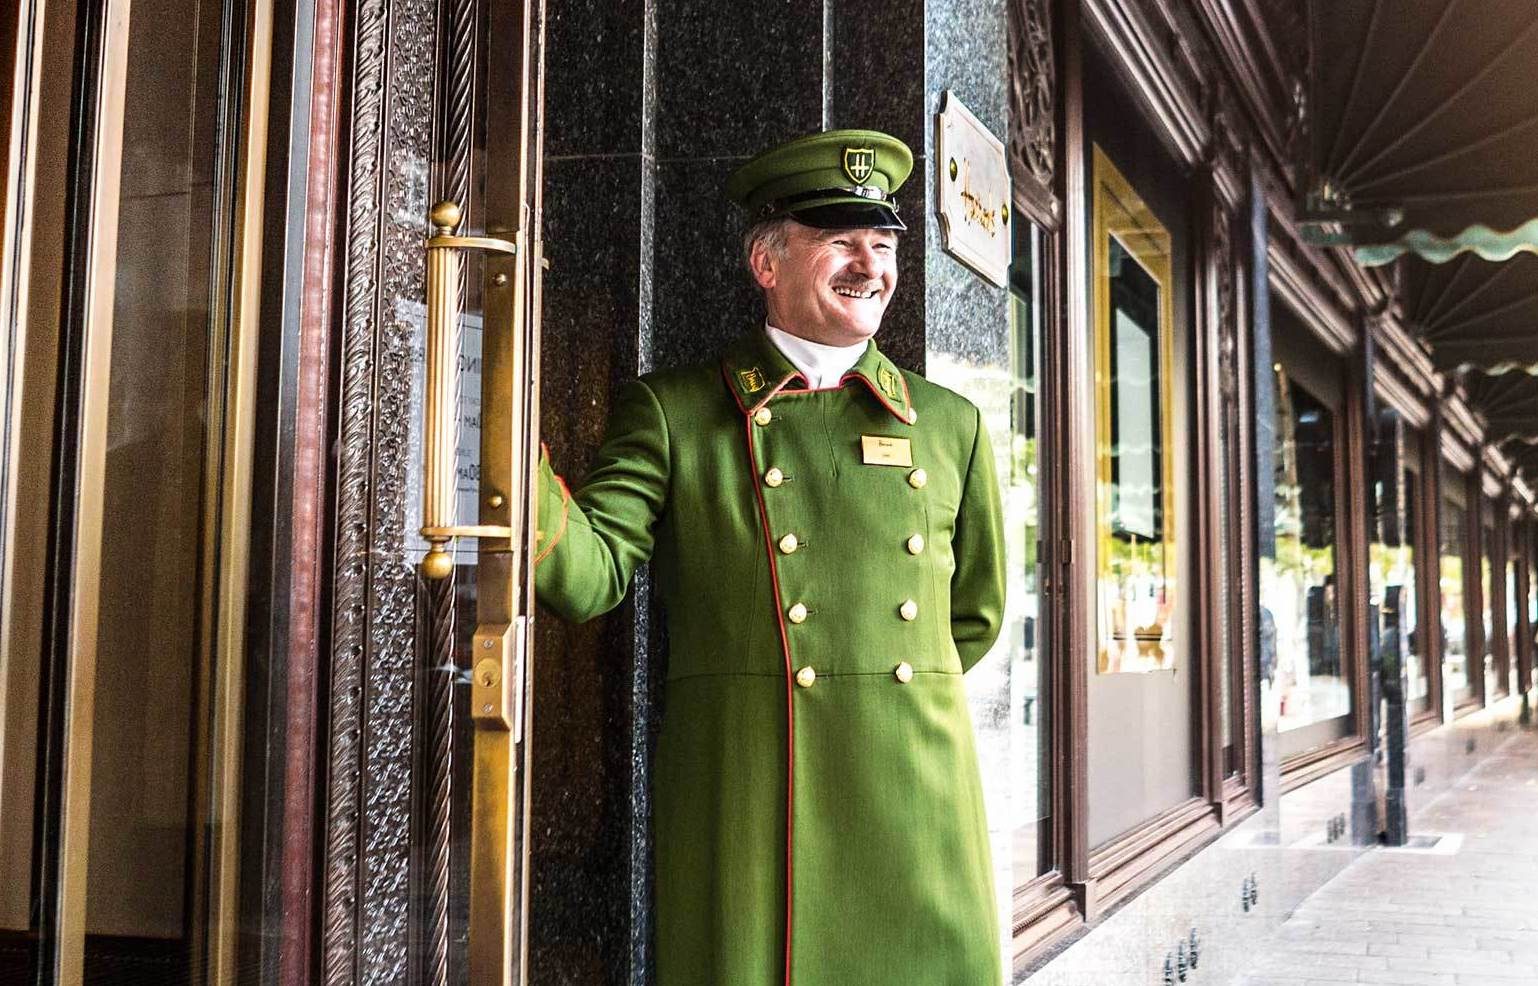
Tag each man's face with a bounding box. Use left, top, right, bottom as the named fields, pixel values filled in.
left=752, top=222, right=899, bottom=346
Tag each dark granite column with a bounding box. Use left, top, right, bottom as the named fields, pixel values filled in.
left=534, top=2, right=659, bottom=982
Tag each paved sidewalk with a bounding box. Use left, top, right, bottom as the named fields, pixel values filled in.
left=1235, top=729, right=1538, bottom=986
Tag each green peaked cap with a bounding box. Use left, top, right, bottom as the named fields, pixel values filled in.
left=725, top=129, right=913, bottom=230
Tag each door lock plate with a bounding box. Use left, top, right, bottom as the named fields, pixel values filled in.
left=471, top=622, right=519, bottom=730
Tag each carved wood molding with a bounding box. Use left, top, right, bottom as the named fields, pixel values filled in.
left=1008, top=0, right=1059, bottom=226
left=1188, top=0, right=1293, bottom=175
left=1082, top=0, right=1208, bottom=165
left=324, top=0, right=441, bottom=978
left=1266, top=233, right=1355, bottom=356
left=1212, top=199, right=1237, bottom=401
left=1202, top=76, right=1247, bottom=211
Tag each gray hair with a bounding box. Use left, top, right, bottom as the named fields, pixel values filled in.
left=741, top=215, right=797, bottom=275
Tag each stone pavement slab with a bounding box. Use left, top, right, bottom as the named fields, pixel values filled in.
left=1235, top=729, right=1538, bottom=985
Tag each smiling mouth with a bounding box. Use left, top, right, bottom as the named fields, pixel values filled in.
left=832, top=285, right=880, bottom=300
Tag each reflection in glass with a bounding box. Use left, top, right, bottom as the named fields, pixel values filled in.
left=931, top=214, right=1050, bottom=953
left=83, top=0, right=233, bottom=977
left=1440, top=496, right=1471, bottom=705
left=1004, top=217, right=1049, bottom=885
left=1271, top=369, right=1349, bottom=733
left=1093, top=146, right=1175, bottom=674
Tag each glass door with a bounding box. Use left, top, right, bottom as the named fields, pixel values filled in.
left=0, top=0, right=266, bottom=978
left=411, top=0, right=547, bottom=980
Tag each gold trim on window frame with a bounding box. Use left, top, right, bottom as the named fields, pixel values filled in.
left=1091, top=144, right=1177, bottom=674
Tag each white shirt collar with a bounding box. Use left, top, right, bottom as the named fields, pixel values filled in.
left=763, top=322, right=869, bottom=390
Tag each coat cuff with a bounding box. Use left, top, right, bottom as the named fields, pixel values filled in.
left=534, top=445, right=571, bottom=566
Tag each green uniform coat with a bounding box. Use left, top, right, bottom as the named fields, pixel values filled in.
left=535, top=329, right=1006, bottom=985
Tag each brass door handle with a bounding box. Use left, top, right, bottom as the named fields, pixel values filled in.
left=421, top=200, right=518, bottom=578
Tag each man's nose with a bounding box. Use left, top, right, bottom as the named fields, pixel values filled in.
left=849, top=242, right=883, bottom=275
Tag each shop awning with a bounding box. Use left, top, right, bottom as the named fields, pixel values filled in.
left=1400, top=253, right=1538, bottom=374
left=1303, top=0, right=1538, bottom=266
left=1458, top=368, right=1538, bottom=444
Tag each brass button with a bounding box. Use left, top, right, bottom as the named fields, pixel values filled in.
left=906, top=407, right=918, bottom=424
left=796, top=666, right=816, bottom=688
left=787, top=603, right=809, bottom=624
left=764, top=467, right=784, bottom=488
left=899, top=599, right=918, bottom=621
left=906, top=533, right=925, bottom=555
left=907, top=468, right=927, bottom=489
left=754, top=406, right=773, bottom=426
left=778, top=532, right=799, bottom=554
left=894, top=662, right=914, bottom=684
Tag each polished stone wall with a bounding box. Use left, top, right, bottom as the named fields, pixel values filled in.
left=533, top=2, right=1009, bottom=982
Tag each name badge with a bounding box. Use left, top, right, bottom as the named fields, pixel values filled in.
left=861, top=435, right=913, bottom=467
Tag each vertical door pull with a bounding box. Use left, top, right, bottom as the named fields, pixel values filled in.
left=420, top=199, right=518, bottom=578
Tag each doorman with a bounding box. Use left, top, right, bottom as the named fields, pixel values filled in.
left=534, top=129, right=1006, bottom=986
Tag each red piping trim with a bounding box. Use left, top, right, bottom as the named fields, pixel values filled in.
left=534, top=474, right=571, bottom=566
left=721, top=362, right=750, bottom=412
left=743, top=414, right=797, bottom=986
left=722, top=359, right=915, bottom=427
left=747, top=372, right=807, bottom=415
left=842, top=371, right=914, bottom=426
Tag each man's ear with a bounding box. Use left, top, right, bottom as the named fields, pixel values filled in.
left=749, top=239, right=777, bottom=290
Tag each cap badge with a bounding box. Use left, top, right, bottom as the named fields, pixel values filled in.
left=843, top=147, right=875, bottom=185
left=737, top=366, right=767, bottom=393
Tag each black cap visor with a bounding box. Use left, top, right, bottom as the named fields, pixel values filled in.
left=787, top=201, right=906, bottom=232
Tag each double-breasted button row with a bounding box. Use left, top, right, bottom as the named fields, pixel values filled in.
left=788, top=599, right=917, bottom=624
left=794, top=662, right=915, bottom=688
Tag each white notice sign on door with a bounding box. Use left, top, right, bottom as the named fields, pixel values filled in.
left=402, top=297, right=483, bottom=566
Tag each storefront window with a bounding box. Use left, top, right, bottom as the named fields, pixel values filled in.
left=1529, top=541, right=1537, bottom=694
left=1440, top=491, right=1472, bottom=706
left=1405, top=473, right=1428, bottom=709
left=1083, top=117, right=1196, bottom=847
left=1272, top=368, right=1347, bottom=740
left=1482, top=515, right=1498, bottom=698
left=1507, top=554, right=1520, bottom=697
left=1368, top=412, right=1425, bottom=713
left=1530, top=540, right=1537, bottom=692
left=1092, top=146, right=1176, bottom=675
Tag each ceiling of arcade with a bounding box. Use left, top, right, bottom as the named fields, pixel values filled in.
left=1297, top=0, right=1538, bottom=484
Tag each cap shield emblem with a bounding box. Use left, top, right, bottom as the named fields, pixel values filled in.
left=843, top=147, right=875, bottom=185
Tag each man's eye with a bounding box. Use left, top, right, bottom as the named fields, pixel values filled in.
left=874, top=242, right=893, bottom=252
left=833, top=239, right=852, bottom=247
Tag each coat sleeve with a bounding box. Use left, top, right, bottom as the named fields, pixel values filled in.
left=534, top=378, right=670, bottom=623
left=949, top=406, right=1006, bottom=673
